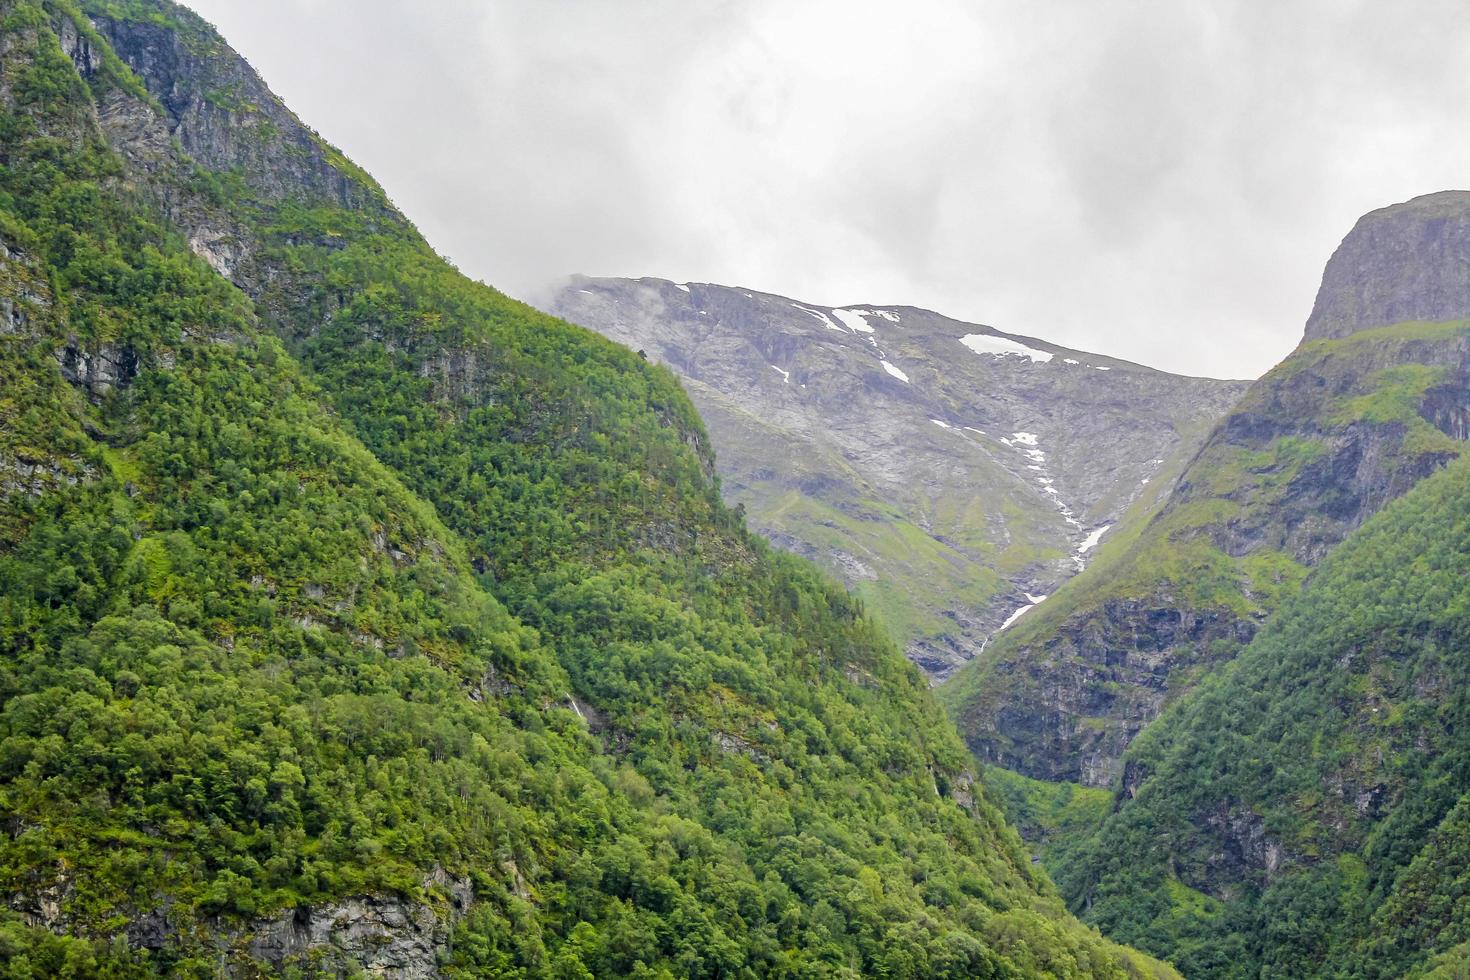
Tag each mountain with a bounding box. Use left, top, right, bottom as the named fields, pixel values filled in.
left=0, top=0, right=1176, bottom=975
left=1064, top=447, right=1470, bottom=979
left=940, top=191, right=1470, bottom=977
left=942, top=192, right=1470, bottom=787
left=1305, top=191, right=1470, bottom=342
left=546, top=278, right=1247, bottom=680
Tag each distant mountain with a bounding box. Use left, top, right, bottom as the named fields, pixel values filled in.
left=547, top=279, right=1247, bottom=679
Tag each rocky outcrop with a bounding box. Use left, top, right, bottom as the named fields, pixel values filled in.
left=236, top=875, right=471, bottom=979
left=548, top=278, right=1248, bottom=680
left=13, top=869, right=473, bottom=978
left=978, top=598, right=1256, bottom=786
left=0, top=237, right=50, bottom=339
left=87, top=10, right=394, bottom=216
left=52, top=339, right=138, bottom=396
left=1306, top=190, right=1470, bottom=342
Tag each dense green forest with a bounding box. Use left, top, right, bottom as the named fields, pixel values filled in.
left=0, top=0, right=1178, bottom=975
left=1056, top=452, right=1470, bottom=978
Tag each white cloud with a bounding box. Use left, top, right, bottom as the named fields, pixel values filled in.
left=181, top=0, right=1470, bottom=380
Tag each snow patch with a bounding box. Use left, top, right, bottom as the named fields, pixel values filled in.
left=960, top=334, right=1054, bottom=363
left=832, top=309, right=877, bottom=334
left=792, top=303, right=845, bottom=332
left=578, top=289, right=593, bottom=295
left=930, top=419, right=952, bottom=429
left=1077, top=525, right=1111, bottom=555
left=880, top=360, right=910, bottom=383
left=771, top=365, right=790, bottom=384
left=999, top=430, right=1090, bottom=537
left=1063, top=357, right=1079, bottom=364
left=674, top=283, right=691, bottom=293
left=1094, top=365, right=1111, bottom=371
left=1000, top=593, right=1050, bottom=630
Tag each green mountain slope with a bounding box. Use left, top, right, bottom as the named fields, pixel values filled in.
left=942, top=201, right=1470, bottom=787
left=0, top=0, right=1176, bottom=975
left=1059, top=452, right=1470, bottom=978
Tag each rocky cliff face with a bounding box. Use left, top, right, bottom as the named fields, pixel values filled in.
left=88, top=8, right=394, bottom=215
left=549, top=278, right=1247, bottom=680
left=1306, top=190, right=1470, bottom=342
left=946, top=194, right=1470, bottom=788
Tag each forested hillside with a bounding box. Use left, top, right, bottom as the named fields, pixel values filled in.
left=0, top=0, right=1176, bottom=975
left=1063, top=453, right=1470, bottom=979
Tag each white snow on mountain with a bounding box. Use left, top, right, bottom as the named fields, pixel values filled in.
left=1000, top=592, right=1050, bottom=630
left=960, top=334, right=1054, bottom=363
left=831, top=309, right=877, bottom=334
left=792, top=303, right=845, bottom=332
left=1077, top=524, right=1112, bottom=555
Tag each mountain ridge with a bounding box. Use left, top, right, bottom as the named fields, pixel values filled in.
left=547, top=275, right=1248, bottom=680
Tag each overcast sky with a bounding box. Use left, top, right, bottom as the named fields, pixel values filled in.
left=183, top=0, right=1470, bottom=379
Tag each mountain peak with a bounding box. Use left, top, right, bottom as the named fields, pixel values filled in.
left=1304, top=189, right=1470, bottom=342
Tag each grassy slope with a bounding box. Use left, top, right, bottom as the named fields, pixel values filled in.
left=684, top=379, right=1053, bottom=658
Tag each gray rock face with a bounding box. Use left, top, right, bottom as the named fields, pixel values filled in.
left=31, top=870, right=476, bottom=978
left=88, top=12, right=391, bottom=215
left=52, top=340, right=138, bottom=395
left=547, top=278, right=1247, bottom=680
left=1306, top=190, right=1470, bottom=342
left=0, top=236, right=49, bottom=339
left=239, top=884, right=468, bottom=979
left=982, top=598, right=1258, bottom=787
